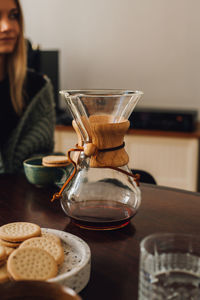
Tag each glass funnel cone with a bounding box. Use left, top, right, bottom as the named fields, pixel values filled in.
left=59, top=89, right=143, bottom=230
left=60, top=89, right=143, bottom=143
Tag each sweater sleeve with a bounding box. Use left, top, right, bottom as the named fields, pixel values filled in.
left=2, top=79, right=56, bottom=173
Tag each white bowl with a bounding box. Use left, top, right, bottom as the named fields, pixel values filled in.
left=42, top=228, right=91, bottom=293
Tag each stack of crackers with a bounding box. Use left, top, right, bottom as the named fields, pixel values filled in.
left=0, top=222, right=64, bottom=283
left=42, top=155, right=70, bottom=167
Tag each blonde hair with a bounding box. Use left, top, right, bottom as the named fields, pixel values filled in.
left=7, top=0, right=27, bottom=115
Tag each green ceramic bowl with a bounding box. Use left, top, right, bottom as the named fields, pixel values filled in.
left=23, top=156, right=72, bottom=187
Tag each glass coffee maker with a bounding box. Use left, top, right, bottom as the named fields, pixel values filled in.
left=53, top=90, right=143, bottom=230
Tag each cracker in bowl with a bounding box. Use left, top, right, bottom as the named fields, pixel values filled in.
left=19, top=237, right=64, bottom=265
left=7, top=247, right=58, bottom=281
left=0, top=245, right=7, bottom=266
left=0, top=263, right=9, bottom=283
left=0, top=222, right=41, bottom=243
left=41, top=232, right=62, bottom=246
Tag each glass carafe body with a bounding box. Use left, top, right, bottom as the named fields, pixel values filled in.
left=60, top=90, right=143, bottom=230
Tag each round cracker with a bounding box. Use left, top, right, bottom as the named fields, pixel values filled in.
left=42, top=162, right=69, bottom=167
left=7, top=247, right=57, bottom=281
left=4, top=246, right=14, bottom=257
left=0, top=260, right=6, bottom=267
left=0, top=239, right=21, bottom=248
left=0, top=263, right=9, bottom=283
left=0, top=245, right=6, bottom=261
left=19, top=237, right=64, bottom=265
left=0, top=222, right=41, bottom=242
left=42, top=155, right=69, bottom=167
left=42, top=155, right=68, bottom=164
left=41, top=232, right=61, bottom=246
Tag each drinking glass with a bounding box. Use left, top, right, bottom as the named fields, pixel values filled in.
left=139, top=233, right=200, bottom=300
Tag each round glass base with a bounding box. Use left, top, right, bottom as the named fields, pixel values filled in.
left=63, top=199, right=137, bottom=230
left=70, top=219, right=131, bottom=231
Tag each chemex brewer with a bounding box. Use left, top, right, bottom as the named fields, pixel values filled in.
left=52, top=90, right=143, bottom=230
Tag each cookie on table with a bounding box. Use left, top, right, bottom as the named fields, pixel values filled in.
left=19, top=237, right=64, bottom=265
left=42, top=155, right=69, bottom=167
left=7, top=247, right=58, bottom=281
left=0, top=222, right=41, bottom=249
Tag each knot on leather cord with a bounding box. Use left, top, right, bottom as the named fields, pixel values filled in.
left=51, top=192, right=62, bottom=202
left=51, top=142, right=140, bottom=202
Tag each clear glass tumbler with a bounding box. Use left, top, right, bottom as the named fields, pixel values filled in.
left=139, top=233, right=200, bottom=300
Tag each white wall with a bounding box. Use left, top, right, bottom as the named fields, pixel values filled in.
left=21, top=0, right=200, bottom=118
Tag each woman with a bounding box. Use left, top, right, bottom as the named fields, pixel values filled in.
left=0, top=0, right=56, bottom=173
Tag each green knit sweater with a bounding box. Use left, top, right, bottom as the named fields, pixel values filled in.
left=0, top=77, right=56, bottom=173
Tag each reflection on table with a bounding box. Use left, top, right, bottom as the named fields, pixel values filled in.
left=0, top=174, right=200, bottom=300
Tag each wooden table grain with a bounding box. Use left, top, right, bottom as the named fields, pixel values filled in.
left=0, top=174, right=200, bottom=300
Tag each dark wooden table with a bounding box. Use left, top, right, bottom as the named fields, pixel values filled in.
left=1, top=174, right=200, bottom=300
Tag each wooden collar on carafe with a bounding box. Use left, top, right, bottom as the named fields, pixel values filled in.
left=72, top=116, right=130, bottom=168
left=51, top=117, right=140, bottom=202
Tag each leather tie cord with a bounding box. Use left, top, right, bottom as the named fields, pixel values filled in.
left=51, top=146, right=83, bottom=202
left=51, top=143, right=140, bottom=202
